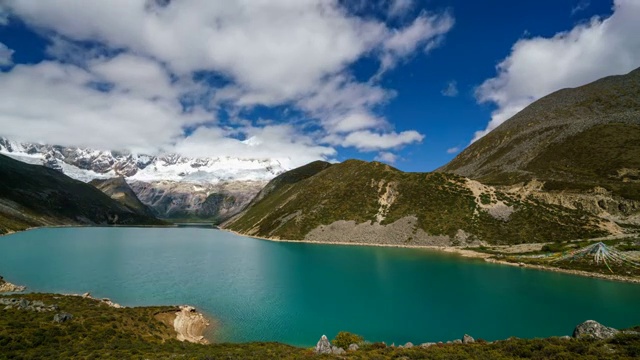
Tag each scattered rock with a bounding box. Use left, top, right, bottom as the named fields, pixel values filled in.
left=0, top=298, right=58, bottom=312
left=0, top=276, right=26, bottom=293
left=404, top=342, right=414, bottom=348
left=331, top=346, right=345, bottom=355
left=559, top=336, right=572, bottom=340
left=453, top=339, right=462, bottom=344
left=53, top=312, right=73, bottom=323
left=419, top=342, right=436, bottom=348
left=463, top=334, right=475, bottom=344
left=82, top=292, right=91, bottom=298
left=573, top=320, right=619, bottom=340
left=446, top=340, right=452, bottom=344
left=315, top=335, right=332, bottom=354
left=348, top=343, right=359, bottom=351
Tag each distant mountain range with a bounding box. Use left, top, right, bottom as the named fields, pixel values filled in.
left=225, top=68, right=640, bottom=244
left=0, top=138, right=289, bottom=222
left=0, top=138, right=287, bottom=183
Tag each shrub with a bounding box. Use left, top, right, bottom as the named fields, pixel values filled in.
left=332, top=331, right=364, bottom=349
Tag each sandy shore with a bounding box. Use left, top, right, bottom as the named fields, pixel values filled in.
left=221, top=228, right=640, bottom=284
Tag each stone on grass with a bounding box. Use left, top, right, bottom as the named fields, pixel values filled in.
left=573, top=320, right=619, bottom=340
left=315, top=335, right=332, bottom=354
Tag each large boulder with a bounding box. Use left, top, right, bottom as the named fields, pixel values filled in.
left=348, top=343, right=359, bottom=351
left=573, top=320, right=619, bottom=340
left=331, top=346, right=346, bottom=355
left=463, top=334, right=475, bottom=344
left=315, top=335, right=332, bottom=354
left=53, top=313, right=73, bottom=324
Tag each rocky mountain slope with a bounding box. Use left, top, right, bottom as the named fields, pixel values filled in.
left=129, top=180, right=265, bottom=223
left=89, top=177, right=155, bottom=217
left=223, top=160, right=611, bottom=245
left=0, top=154, right=163, bottom=234
left=0, top=138, right=288, bottom=222
left=439, top=67, right=640, bottom=225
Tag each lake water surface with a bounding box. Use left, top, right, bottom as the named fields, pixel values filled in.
left=1, top=227, right=639, bottom=346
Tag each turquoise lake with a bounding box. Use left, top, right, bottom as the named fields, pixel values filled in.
left=1, top=227, right=639, bottom=346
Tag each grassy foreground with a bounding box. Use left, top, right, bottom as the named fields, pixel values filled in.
left=2, top=294, right=640, bottom=359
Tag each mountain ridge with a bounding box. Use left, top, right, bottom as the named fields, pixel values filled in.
left=223, top=159, right=610, bottom=245
left=0, top=154, right=164, bottom=234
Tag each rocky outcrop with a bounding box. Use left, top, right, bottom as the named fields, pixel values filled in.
left=506, top=182, right=640, bottom=227
left=573, top=320, right=620, bottom=340
left=130, top=180, right=265, bottom=222
left=1, top=298, right=58, bottom=312
left=173, top=305, right=210, bottom=344
left=315, top=335, right=332, bottom=354
left=0, top=276, right=25, bottom=293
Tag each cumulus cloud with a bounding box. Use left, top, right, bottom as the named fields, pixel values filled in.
left=0, top=42, right=13, bottom=66
left=1, top=0, right=453, bottom=164
left=375, top=151, right=398, bottom=163
left=334, top=130, right=424, bottom=151
left=446, top=146, right=460, bottom=154
left=473, top=0, right=640, bottom=142
left=441, top=80, right=458, bottom=97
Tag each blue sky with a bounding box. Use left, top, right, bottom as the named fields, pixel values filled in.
left=0, top=0, right=638, bottom=172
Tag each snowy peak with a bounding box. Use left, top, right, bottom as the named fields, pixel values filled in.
left=0, top=137, right=289, bottom=183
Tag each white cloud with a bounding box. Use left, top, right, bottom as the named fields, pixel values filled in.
left=375, top=151, right=398, bottom=163
left=473, top=0, right=640, bottom=142
left=379, top=10, right=454, bottom=75
left=1, top=1, right=452, bottom=163
left=0, top=42, right=14, bottom=66
left=571, top=1, right=590, bottom=15
left=441, top=80, right=458, bottom=97
left=387, top=0, right=414, bottom=18
left=336, top=130, right=424, bottom=151
left=325, top=112, right=386, bottom=133
left=173, top=125, right=336, bottom=169
left=0, top=5, right=8, bottom=26
left=0, top=61, right=205, bottom=153
left=446, top=146, right=460, bottom=154
left=88, top=53, right=177, bottom=100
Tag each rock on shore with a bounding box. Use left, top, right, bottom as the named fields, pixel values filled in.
left=173, top=305, right=210, bottom=344
left=0, top=276, right=26, bottom=293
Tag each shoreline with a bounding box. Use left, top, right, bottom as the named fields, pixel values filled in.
left=221, top=228, right=640, bottom=284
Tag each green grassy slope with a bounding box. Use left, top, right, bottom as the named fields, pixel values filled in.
left=225, top=160, right=606, bottom=244
left=439, top=68, right=640, bottom=201
left=0, top=154, right=164, bottom=234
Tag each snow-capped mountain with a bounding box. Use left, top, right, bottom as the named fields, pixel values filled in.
left=0, top=137, right=288, bottom=183
left=0, top=137, right=290, bottom=222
